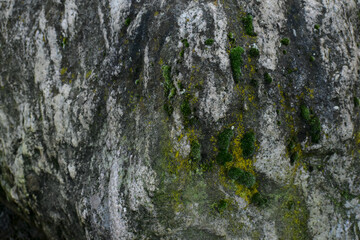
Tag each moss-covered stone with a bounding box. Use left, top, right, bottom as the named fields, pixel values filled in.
left=230, top=47, right=245, bottom=83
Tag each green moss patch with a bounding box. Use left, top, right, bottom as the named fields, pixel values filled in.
left=125, top=17, right=131, bottom=26
left=354, top=97, right=360, bottom=107
left=280, top=38, right=290, bottom=46
left=241, top=131, right=255, bottom=159
left=162, top=65, right=176, bottom=100
left=217, top=128, right=234, bottom=151
left=204, top=39, right=214, bottom=46
left=228, top=167, right=256, bottom=188
left=251, top=192, right=268, bottom=207
left=264, top=72, right=272, bottom=84
left=230, top=46, right=245, bottom=83
left=300, top=105, right=311, bottom=122
left=242, top=14, right=256, bottom=36
left=309, top=116, right=321, bottom=143
left=181, top=99, right=191, bottom=118
left=216, top=151, right=233, bottom=165
left=190, top=140, right=201, bottom=162
left=249, top=47, right=260, bottom=58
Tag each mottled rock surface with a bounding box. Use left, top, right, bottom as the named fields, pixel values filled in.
left=0, top=0, right=360, bottom=239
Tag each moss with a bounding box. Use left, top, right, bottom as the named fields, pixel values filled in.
left=216, top=151, right=233, bottom=165
left=180, top=99, right=191, bottom=118
left=190, top=140, right=201, bottom=162
left=60, top=67, right=67, bottom=75
left=204, top=39, right=214, bottom=46
left=309, top=116, right=321, bottom=143
left=241, top=131, right=255, bottom=159
left=228, top=32, right=235, bottom=44
left=354, top=97, right=360, bottom=107
left=163, top=103, right=173, bottom=117
left=251, top=192, right=268, bottom=207
left=162, top=65, right=176, bottom=99
left=287, top=139, right=295, bottom=152
left=125, top=17, right=131, bottom=26
left=314, top=24, right=320, bottom=30
left=300, top=105, right=311, bottom=122
left=290, top=152, right=299, bottom=165
left=217, top=128, right=234, bottom=151
left=181, top=39, right=189, bottom=48
left=249, top=47, right=260, bottom=58
left=250, top=78, right=258, bottom=87
left=230, top=46, right=245, bottom=83
left=179, top=49, right=184, bottom=58
left=135, top=79, right=140, bottom=85
left=283, top=50, right=287, bottom=55
left=280, top=38, right=290, bottom=46
left=61, top=36, right=68, bottom=48
left=264, top=72, right=272, bottom=84
left=309, top=56, right=315, bottom=62
left=228, top=167, right=256, bottom=188
left=242, top=14, right=256, bottom=36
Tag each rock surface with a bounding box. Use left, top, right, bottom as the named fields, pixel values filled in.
left=0, top=0, right=360, bottom=239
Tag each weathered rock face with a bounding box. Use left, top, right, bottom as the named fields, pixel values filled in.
left=0, top=0, right=359, bottom=239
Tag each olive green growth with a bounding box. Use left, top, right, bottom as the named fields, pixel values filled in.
left=251, top=193, right=268, bottom=207
left=230, top=46, right=245, bottom=83
left=228, top=32, right=235, bottom=44
left=310, top=56, right=315, bottom=62
left=241, top=131, right=256, bottom=159
left=216, top=151, right=233, bottom=165
left=309, top=116, right=321, bottom=143
left=163, top=103, right=173, bottom=117
left=300, top=105, right=311, bottom=122
left=190, top=140, right=201, bottom=162
left=180, top=99, right=191, bottom=118
left=179, top=49, right=184, bottom=58
left=249, top=47, right=260, bottom=58
left=214, top=199, right=229, bottom=213
left=290, top=152, right=299, bottom=165
left=162, top=65, right=176, bottom=100
left=217, top=128, right=234, bottom=151
left=61, top=36, right=68, bottom=49
left=314, top=24, right=320, bottom=30
left=204, top=39, right=214, bottom=46
left=354, top=96, right=360, bottom=107
left=242, top=14, right=256, bottom=36
left=182, top=39, right=189, bottom=48
left=228, top=167, right=256, bottom=188
left=264, top=72, right=272, bottom=84
left=124, top=17, right=131, bottom=26
left=280, top=38, right=290, bottom=46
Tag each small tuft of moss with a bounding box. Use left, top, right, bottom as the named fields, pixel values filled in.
left=163, top=103, right=173, bottom=117
left=290, top=152, right=299, bottom=165
left=180, top=99, right=191, bottom=118
left=241, top=131, right=255, bottom=159
left=190, top=140, right=201, bottom=162
left=300, top=105, right=311, bottom=122
left=354, top=96, right=360, bottom=107
left=283, top=50, right=287, bottom=55
left=214, top=199, right=229, bottom=213
left=249, top=47, right=260, bottom=58
left=310, top=56, right=315, bottom=62
left=181, top=39, right=189, bottom=48
left=228, top=167, right=256, bottom=188
left=216, top=151, right=233, bottom=165
left=251, top=193, right=268, bottom=207
left=228, top=32, right=235, bottom=44
left=135, top=79, right=140, bottom=85
left=230, top=46, right=245, bottom=83
left=162, top=65, right=176, bottom=99
left=314, top=24, right=320, bottom=30
left=217, top=128, right=234, bottom=151
left=205, top=39, right=214, bottom=46
left=242, top=14, right=256, bottom=36
left=309, top=116, right=321, bottom=143
left=179, top=49, right=184, bottom=58
left=264, top=72, right=272, bottom=84
left=280, top=38, right=290, bottom=46
left=125, top=17, right=131, bottom=26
